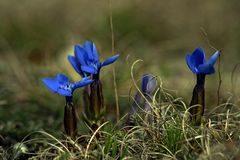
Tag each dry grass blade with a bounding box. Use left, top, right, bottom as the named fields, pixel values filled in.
left=85, top=121, right=109, bottom=158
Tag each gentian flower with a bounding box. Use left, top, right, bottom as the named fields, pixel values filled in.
left=42, top=74, right=93, bottom=137
left=68, top=41, right=119, bottom=78
left=141, top=74, right=157, bottom=123
left=186, top=48, right=219, bottom=75
left=42, top=74, right=93, bottom=97
left=142, top=74, right=158, bottom=96
left=127, top=74, right=158, bottom=127
left=186, top=47, right=220, bottom=125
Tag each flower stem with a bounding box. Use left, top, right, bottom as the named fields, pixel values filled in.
left=89, top=79, right=104, bottom=130
left=189, top=74, right=205, bottom=125
left=64, top=96, right=77, bottom=137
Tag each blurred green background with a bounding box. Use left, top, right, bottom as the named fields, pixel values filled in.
left=1, top=0, right=240, bottom=149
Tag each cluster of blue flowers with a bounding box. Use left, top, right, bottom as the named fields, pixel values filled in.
left=42, top=41, right=119, bottom=136
left=42, top=41, right=119, bottom=97
left=42, top=41, right=220, bottom=132
left=42, top=44, right=219, bottom=100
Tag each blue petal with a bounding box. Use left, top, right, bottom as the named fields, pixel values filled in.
left=191, top=48, right=205, bottom=66
left=68, top=55, right=83, bottom=76
left=198, top=63, right=215, bottom=74
left=42, top=75, right=73, bottom=96
left=42, top=78, right=60, bottom=94
left=72, top=79, right=93, bottom=90
left=141, top=74, right=157, bottom=94
left=186, top=54, right=198, bottom=74
left=208, top=51, right=219, bottom=66
left=57, top=88, right=72, bottom=96
left=142, top=74, right=149, bottom=93
left=102, top=54, right=120, bottom=67
left=75, top=44, right=88, bottom=65
left=81, top=65, right=98, bottom=74
left=146, top=76, right=157, bottom=94
left=83, top=41, right=99, bottom=62
left=81, top=76, right=91, bottom=81
left=56, top=74, right=69, bottom=85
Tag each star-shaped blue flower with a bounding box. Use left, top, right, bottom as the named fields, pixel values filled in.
left=186, top=48, right=219, bottom=74
left=42, top=74, right=93, bottom=96
left=68, top=41, right=119, bottom=76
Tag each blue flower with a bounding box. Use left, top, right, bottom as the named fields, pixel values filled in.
left=68, top=41, right=119, bottom=76
left=42, top=74, right=93, bottom=96
left=186, top=48, right=219, bottom=74
left=141, top=74, right=157, bottom=95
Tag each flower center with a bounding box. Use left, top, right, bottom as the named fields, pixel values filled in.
left=60, top=83, right=73, bottom=92
left=89, top=61, right=99, bottom=70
